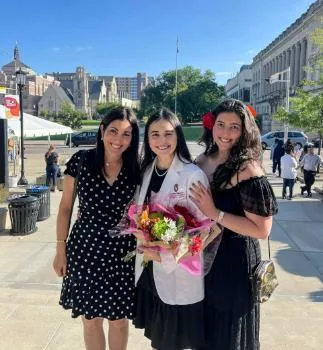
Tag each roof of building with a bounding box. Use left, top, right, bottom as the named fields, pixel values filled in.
left=58, top=80, right=74, bottom=94
left=40, top=84, right=74, bottom=105
left=60, top=86, right=74, bottom=103
left=240, top=64, right=252, bottom=72
left=2, top=60, right=31, bottom=71
left=98, top=75, right=114, bottom=82
left=253, top=0, right=322, bottom=61
left=89, top=80, right=105, bottom=99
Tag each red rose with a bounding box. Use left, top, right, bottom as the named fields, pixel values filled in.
left=202, top=112, right=215, bottom=131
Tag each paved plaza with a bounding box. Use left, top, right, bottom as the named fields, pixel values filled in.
left=0, top=143, right=323, bottom=349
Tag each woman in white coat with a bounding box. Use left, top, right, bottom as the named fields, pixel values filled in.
left=133, top=108, right=210, bottom=350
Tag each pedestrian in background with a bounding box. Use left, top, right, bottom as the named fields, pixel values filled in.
left=281, top=144, right=297, bottom=200
left=299, top=144, right=309, bottom=163
left=8, top=137, right=15, bottom=161
left=53, top=107, right=140, bottom=350
left=191, top=99, right=278, bottom=350
left=272, top=139, right=285, bottom=177
left=45, top=144, right=59, bottom=191
left=300, top=144, right=322, bottom=197
left=270, top=138, right=279, bottom=161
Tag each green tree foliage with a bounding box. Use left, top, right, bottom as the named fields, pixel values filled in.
left=140, top=66, right=225, bottom=122
left=274, top=19, right=323, bottom=153
left=96, top=102, right=120, bottom=116
left=56, top=102, right=82, bottom=130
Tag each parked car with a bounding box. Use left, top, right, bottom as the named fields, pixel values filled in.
left=311, top=137, right=322, bottom=148
left=261, top=131, right=308, bottom=150
left=66, top=130, right=97, bottom=147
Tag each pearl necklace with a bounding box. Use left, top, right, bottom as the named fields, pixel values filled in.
left=154, top=164, right=168, bottom=177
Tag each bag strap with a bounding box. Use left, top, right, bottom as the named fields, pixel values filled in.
left=236, top=171, right=271, bottom=260
left=67, top=151, right=86, bottom=235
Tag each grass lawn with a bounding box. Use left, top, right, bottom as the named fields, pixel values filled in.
left=26, top=125, right=203, bottom=142
left=182, top=126, right=203, bottom=141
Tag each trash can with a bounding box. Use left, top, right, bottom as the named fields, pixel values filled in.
left=26, top=185, right=50, bottom=221
left=8, top=195, right=40, bottom=234
left=0, top=208, right=8, bottom=231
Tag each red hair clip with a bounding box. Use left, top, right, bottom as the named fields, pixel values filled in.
left=202, top=112, right=215, bottom=131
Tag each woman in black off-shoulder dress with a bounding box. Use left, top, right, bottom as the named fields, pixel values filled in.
left=191, top=99, right=278, bottom=350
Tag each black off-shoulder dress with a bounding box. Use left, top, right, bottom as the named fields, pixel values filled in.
left=199, top=176, right=278, bottom=350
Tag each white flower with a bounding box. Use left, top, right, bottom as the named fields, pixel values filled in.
left=161, top=218, right=178, bottom=243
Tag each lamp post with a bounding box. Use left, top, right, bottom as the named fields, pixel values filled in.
left=16, top=68, right=28, bottom=186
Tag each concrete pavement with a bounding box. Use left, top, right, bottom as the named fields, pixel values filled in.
left=1, top=145, right=323, bottom=349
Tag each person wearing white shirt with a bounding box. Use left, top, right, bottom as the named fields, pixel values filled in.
left=300, top=144, right=322, bottom=197
left=281, top=145, right=298, bottom=200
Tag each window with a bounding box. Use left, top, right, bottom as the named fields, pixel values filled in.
left=288, top=131, right=303, bottom=137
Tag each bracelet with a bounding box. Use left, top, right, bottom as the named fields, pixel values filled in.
left=216, top=210, right=225, bottom=224
left=56, top=239, right=67, bottom=243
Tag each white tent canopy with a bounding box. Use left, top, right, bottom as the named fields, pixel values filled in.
left=0, top=105, right=73, bottom=137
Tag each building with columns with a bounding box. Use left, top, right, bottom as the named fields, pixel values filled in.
left=251, top=0, right=322, bottom=133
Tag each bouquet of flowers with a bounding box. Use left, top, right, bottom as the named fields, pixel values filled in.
left=112, top=203, right=222, bottom=275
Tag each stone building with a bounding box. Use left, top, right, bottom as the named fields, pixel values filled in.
left=251, top=0, right=323, bottom=133
left=52, top=67, right=89, bottom=114
left=88, top=79, right=107, bottom=116
left=38, top=85, right=74, bottom=116
left=225, top=65, right=252, bottom=103
left=115, top=72, right=153, bottom=101
left=52, top=69, right=120, bottom=117
left=0, top=44, right=59, bottom=115
left=98, top=76, right=118, bottom=103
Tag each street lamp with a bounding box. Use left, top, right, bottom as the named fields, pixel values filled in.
left=265, top=67, right=290, bottom=142
left=16, top=68, right=28, bottom=185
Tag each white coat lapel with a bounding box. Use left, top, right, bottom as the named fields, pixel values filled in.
left=154, top=155, right=186, bottom=206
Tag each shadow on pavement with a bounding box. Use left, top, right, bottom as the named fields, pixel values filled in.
left=269, top=199, right=323, bottom=302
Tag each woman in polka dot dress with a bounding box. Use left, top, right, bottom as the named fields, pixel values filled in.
left=53, top=107, right=140, bottom=350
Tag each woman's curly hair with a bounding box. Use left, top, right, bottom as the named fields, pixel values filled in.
left=201, top=99, right=262, bottom=191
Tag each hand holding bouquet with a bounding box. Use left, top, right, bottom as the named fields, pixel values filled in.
left=118, top=203, right=222, bottom=275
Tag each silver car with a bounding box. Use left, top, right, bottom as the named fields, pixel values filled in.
left=261, top=131, right=308, bottom=150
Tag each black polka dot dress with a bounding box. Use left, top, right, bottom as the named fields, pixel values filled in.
left=59, top=150, right=137, bottom=320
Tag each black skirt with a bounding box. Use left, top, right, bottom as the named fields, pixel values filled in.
left=197, top=301, right=260, bottom=350
left=133, top=263, right=206, bottom=350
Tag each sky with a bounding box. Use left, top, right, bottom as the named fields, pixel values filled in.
left=0, top=0, right=317, bottom=85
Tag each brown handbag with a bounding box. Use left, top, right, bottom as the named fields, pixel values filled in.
left=248, top=238, right=279, bottom=303
left=236, top=172, right=278, bottom=303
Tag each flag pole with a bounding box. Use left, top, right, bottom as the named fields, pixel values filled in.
left=175, top=36, right=179, bottom=116
left=284, top=66, right=290, bottom=143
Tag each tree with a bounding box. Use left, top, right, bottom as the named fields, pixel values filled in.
left=274, top=20, right=323, bottom=154
left=56, top=102, right=82, bottom=130
left=140, top=66, right=225, bottom=122
left=96, top=102, right=120, bottom=116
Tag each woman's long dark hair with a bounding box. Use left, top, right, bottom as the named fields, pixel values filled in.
left=140, top=107, right=192, bottom=177
left=94, top=106, right=140, bottom=185
left=210, top=99, right=262, bottom=191
left=199, top=128, right=215, bottom=155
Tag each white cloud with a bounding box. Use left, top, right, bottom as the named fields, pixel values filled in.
left=75, top=45, right=93, bottom=52
left=234, top=61, right=245, bottom=66
left=247, top=49, right=257, bottom=55
left=50, top=45, right=93, bottom=53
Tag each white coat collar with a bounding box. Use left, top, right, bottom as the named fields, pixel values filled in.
left=137, top=154, right=187, bottom=205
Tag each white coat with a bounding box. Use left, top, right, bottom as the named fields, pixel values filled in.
left=135, top=155, right=209, bottom=305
